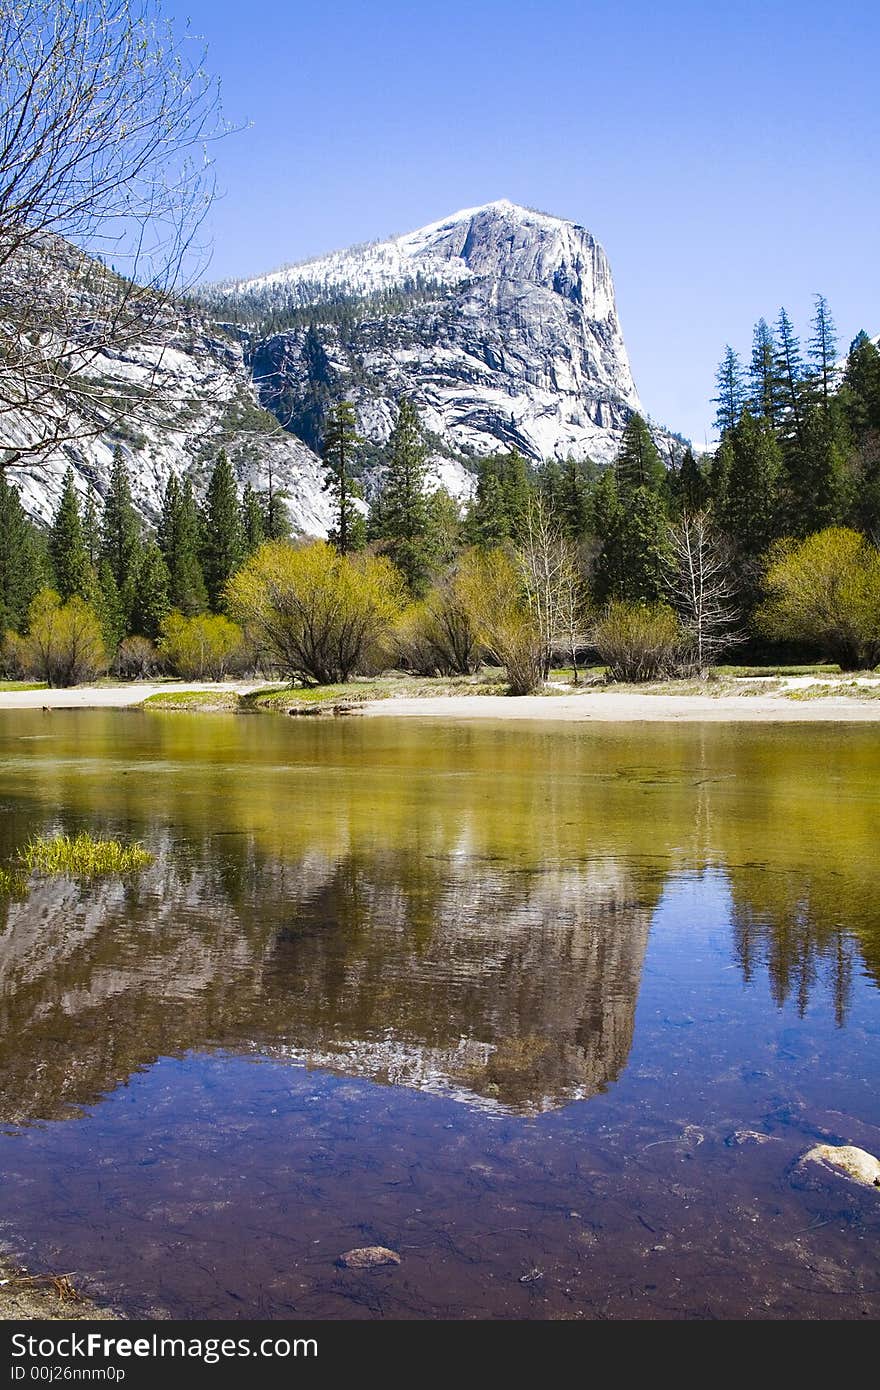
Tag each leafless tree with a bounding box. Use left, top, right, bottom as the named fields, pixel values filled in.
left=518, top=495, right=590, bottom=681
left=665, top=511, right=740, bottom=674
left=0, top=0, right=228, bottom=469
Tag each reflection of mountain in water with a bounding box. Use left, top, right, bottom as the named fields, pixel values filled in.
left=0, top=840, right=655, bottom=1122
left=2, top=713, right=880, bottom=1125
left=260, top=853, right=654, bottom=1112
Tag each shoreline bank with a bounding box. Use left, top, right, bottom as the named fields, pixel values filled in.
left=2, top=681, right=880, bottom=721
left=0, top=1252, right=117, bottom=1321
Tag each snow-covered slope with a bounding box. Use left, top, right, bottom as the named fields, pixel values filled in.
left=5, top=309, right=333, bottom=533
left=6, top=202, right=669, bottom=532
left=216, top=200, right=649, bottom=470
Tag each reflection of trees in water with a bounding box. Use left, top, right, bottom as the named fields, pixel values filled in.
left=729, top=881, right=862, bottom=1026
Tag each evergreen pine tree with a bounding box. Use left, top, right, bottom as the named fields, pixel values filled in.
left=261, top=464, right=292, bottom=541
left=83, top=491, right=102, bottom=569
left=807, top=294, right=838, bottom=412
left=241, top=483, right=265, bottom=554
left=595, top=482, right=669, bottom=604
left=203, top=450, right=246, bottom=608
left=715, top=409, right=782, bottom=610
left=749, top=319, right=780, bottom=425
left=374, top=398, right=434, bottom=593
left=0, top=475, right=42, bottom=631
left=157, top=474, right=180, bottom=565
left=841, top=334, right=880, bottom=535
left=499, top=449, right=532, bottom=536
left=713, top=347, right=747, bottom=436
left=716, top=410, right=781, bottom=557
left=129, top=542, right=171, bottom=639
left=158, top=475, right=208, bottom=615
left=675, top=449, right=710, bottom=515
left=615, top=414, right=665, bottom=491
left=49, top=469, right=91, bottom=601
left=101, top=446, right=141, bottom=594
left=556, top=456, right=592, bottom=539
left=590, top=469, right=622, bottom=604
left=425, top=487, right=462, bottom=568
left=321, top=401, right=364, bottom=554
left=467, top=459, right=510, bottom=546
left=842, top=332, right=880, bottom=437
left=95, top=558, right=124, bottom=652
left=466, top=451, right=532, bottom=545
left=783, top=403, right=849, bottom=536
left=775, top=308, right=807, bottom=446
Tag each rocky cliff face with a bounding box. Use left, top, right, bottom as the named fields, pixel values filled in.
left=224, top=200, right=645, bottom=483
left=6, top=201, right=659, bottom=530
left=6, top=308, right=334, bottom=533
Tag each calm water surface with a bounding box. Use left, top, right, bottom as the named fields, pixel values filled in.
left=0, top=710, right=878, bottom=1319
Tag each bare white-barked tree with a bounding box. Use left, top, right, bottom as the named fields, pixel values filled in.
left=665, top=511, right=740, bottom=675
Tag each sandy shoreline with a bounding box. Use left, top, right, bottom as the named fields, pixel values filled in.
left=0, top=680, right=265, bottom=709
left=358, top=692, right=880, bottom=722
left=1, top=681, right=880, bottom=721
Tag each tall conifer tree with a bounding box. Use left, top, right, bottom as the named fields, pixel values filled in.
left=129, top=542, right=171, bottom=639
left=321, top=402, right=364, bottom=554
left=775, top=308, right=807, bottom=446
left=594, top=483, right=669, bottom=604
left=615, top=414, right=665, bottom=491
left=0, top=475, right=42, bottom=630
left=158, top=475, right=208, bottom=615
left=49, top=469, right=91, bottom=601
left=375, top=398, right=433, bottom=593
left=749, top=319, right=780, bottom=425
left=807, top=294, right=838, bottom=411
left=101, top=447, right=140, bottom=594
left=712, top=347, right=747, bottom=436
left=715, top=409, right=781, bottom=612
left=203, top=450, right=245, bottom=608
left=241, top=483, right=265, bottom=554
left=83, top=491, right=101, bottom=569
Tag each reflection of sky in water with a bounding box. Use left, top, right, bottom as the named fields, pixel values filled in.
left=0, top=713, right=879, bottom=1318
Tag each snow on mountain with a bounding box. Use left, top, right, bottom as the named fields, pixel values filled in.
left=217, top=200, right=652, bottom=471
left=7, top=202, right=672, bottom=533
left=6, top=310, right=333, bottom=534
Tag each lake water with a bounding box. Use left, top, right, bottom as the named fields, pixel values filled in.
left=0, top=710, right=878, bottom=1319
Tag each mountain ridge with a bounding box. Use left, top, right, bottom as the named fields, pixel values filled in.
left=6, top=201, right=681, bottom=529
left=210, top=199, right=651, bottom=473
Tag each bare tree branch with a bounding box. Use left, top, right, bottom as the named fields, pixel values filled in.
left=665, top=511, right=741, bottom=674
left=518, top=494, right=590, bottom=681
left=0, top=0, right=230, bottom=468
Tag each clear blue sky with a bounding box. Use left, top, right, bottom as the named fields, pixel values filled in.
left=174, top=0, right=878, bottom=447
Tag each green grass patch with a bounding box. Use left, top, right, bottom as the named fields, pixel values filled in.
left=243, top=682, right=391, bottom=712
left=0, top=867, right=28, bottom=898
left=243, top=672, right=509, bottom=711
left=783, top=680, right=880, bottom=701
left=718, top=663, right=842, bottom=678
left=0, top=681, right=47, bottom=692
left=20, top=833, right=154, bottom=878
left=143, top=690, right=240, bottom=710
left=547, top=666, right=606, bottom=683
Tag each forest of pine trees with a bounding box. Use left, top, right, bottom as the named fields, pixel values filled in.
left=2, top=297, right=879, bottom=685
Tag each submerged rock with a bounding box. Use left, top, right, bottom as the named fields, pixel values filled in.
left=725, top=1130, right=778, bottom=1147
left=801, top=1143, right=880, bottom=1187
left=337, top=1246, right=401, bottom=1270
